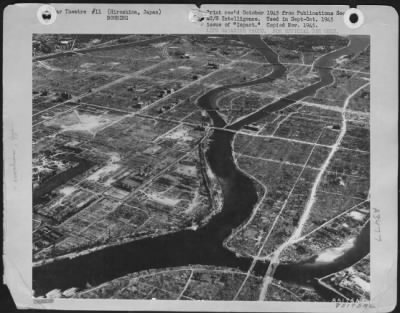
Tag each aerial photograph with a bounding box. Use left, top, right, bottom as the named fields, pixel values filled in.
left=32, top=34, right=370, bottom=302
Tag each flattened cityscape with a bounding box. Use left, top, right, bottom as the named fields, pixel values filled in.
left=33, top=34, right=370, bottom=302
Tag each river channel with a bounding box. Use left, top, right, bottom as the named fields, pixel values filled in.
left=33, top=35, right=370, bottom=298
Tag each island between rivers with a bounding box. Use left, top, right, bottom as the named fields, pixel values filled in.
left=33, top=35, right=370, bottom=299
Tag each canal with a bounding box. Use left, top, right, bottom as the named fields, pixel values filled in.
left=33, top=35, right=370, bottom=298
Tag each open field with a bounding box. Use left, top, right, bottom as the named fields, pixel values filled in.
left=33, top=34, right=370, bottom=302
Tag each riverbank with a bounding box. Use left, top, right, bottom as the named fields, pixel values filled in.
left=33, top=35, right=370, bottom=299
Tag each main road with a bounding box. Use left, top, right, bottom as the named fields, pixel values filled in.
left=33, top=35, right=370, bottom=299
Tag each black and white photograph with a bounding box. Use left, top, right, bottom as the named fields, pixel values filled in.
left=2, top=3, right=398, bottom=311
left=31, top=33, right=371, bottom=301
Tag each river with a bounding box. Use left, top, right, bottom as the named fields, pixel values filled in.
left=33, top=35, right=370, bottom=299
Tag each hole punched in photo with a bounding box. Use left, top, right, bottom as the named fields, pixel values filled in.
left=41, top=9, right=52, bottom=20
left=349, top=13, right=359, bottom=24
left=37, top=5, right=57, bottom=25
left=344, top=8, right=364, bottom=29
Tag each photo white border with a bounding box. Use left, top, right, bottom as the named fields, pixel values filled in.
left=3, top=3, right=398, bottom=311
